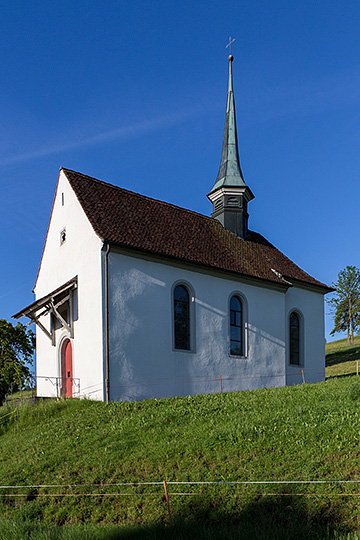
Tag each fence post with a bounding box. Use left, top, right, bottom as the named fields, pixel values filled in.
left=163, top=481, right=172, bottom=526
left=301, top=370, right=305, bottom=384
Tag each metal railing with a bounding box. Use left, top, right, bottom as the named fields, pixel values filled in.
left=34, top=375, right=80, bottom=399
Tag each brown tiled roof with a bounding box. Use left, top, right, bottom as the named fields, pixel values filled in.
left=63, top=168, right=331, bottom=292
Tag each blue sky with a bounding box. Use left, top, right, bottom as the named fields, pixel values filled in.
left=1, top=0, right=360, bottom=342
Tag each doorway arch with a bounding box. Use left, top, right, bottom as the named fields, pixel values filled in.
left=60, top=338, right=73, bottom=398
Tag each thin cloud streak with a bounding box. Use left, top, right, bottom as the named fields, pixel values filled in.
left=2, top=66, right=359, bottom=168
left=0, top=108, right=198, bottom=168
left=0, top=281, right=34, bottom=302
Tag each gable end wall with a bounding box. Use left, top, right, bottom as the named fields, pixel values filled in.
left=34, top=170, right=104, bottom=400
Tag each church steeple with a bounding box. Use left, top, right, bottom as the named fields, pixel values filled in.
left=208, top=54, right=254, bottom=239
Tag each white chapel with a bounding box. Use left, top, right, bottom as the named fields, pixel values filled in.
left=15, top=56, right=331, bottom=402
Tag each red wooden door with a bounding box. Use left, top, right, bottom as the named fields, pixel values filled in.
left=65, top=340, right=73, bottom=397
left=61, top=339, right=72, bottom=398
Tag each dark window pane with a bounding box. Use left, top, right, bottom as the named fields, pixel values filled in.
left=230, top=296, right=243, bottom=356
left=230, top=326, right=241, bottom=342
left=174, top=286, right=188, bottom=303
left=289, top=312, right=300, bottom=365
left=174, top=285, right=190, bottom=350
left=230, top=342, right=242, bottom=356
left=230, top=296, right=241, bottom=311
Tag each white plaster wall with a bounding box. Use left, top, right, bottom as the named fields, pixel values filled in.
left=34, top=170, right=104, bottom=400
left=285, top=285, right=326, bottom=385
left=107, top=251, right=289, bottom=402
left=33, top=169, right=326, bottom=403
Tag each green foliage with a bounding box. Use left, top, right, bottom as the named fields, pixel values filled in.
left=328, top=266, right=360, bottom=345
left=1, top=379, right=360, bottom=536
left=0, top=319, right=35, bottom=405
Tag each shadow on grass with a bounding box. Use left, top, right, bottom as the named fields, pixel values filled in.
left=3, top=494, right=350, bottom=540
left=326, top=372, right=358, bottom=380
left=326, top=345, right=360, bottom=367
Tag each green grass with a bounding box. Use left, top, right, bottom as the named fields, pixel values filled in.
left=1, top=373, right=360, bottom=538
left=1, top=519, right=360, bottom=540
left=326, top=335, right=360, bottom=378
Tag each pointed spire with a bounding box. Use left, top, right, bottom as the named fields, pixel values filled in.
left=209, top=54, right=246, bottom=195
left=207, top=54, right=254, bottom=239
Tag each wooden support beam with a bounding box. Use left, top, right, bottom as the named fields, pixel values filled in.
left=53, top=294, right=71, bottom=310
left=50, top=300, right=71, bottom=335
left=14, top=279, right=78, bottom=348
left=32, top=317, right=53, bottom=343
left=69, top=292, right=74, bottom=338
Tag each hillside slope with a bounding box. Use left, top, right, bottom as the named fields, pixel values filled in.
left=326, top=335, right=360, bottom=378
left=1, top=377, right=360, bottom=537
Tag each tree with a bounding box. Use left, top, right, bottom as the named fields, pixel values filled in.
left=0, top=319, right=35, bottom=405
left=328, top=266, right=360, bottom=345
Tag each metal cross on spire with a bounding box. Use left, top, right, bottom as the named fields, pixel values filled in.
left=226, top=36, right=236, bottom=55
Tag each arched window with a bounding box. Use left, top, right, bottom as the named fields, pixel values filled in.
left=174, top=285, right=190, bottom=350
left=289, top=312, right=300, bottom=365
left=230, top=295, right=243, bottom=356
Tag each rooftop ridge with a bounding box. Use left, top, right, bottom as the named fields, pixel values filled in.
left=62, top=167, right=212, bottom=221
left=60, top=168, right=331, bottom=292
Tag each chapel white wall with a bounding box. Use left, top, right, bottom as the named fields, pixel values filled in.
left=285, top=285, right=326, bottom=385
left=34, top=170, right=104, bottom=400
left=33, top=169, right=326, bottom=403
left=107, top=251, right=291, bottom=402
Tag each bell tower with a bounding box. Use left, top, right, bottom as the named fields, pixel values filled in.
left=207, top=55, right=254, bottom=239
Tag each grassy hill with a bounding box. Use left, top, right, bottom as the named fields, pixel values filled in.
left=326, top=335, right=360, bottom=378
left=1, top=340, right=360, bottom=539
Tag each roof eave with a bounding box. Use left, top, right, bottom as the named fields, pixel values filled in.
left=13, top=277, right=78, bottom=319
left=103, top=239, right=292, bottom=292
left=282, top=275, right=334, bottom=294
left=207, top=184, right=255, bottom=202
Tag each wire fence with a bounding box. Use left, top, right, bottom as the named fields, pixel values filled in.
left=0, top=479, right=360, bottom=525
left=35, top=375, right=81, bottom=398
left=2, top=369, right=360, bottom=524
left=325, top=359, right=360, bottom=378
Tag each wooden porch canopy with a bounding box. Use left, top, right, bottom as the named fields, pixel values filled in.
left=13, top=277, right=78, bottom=346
